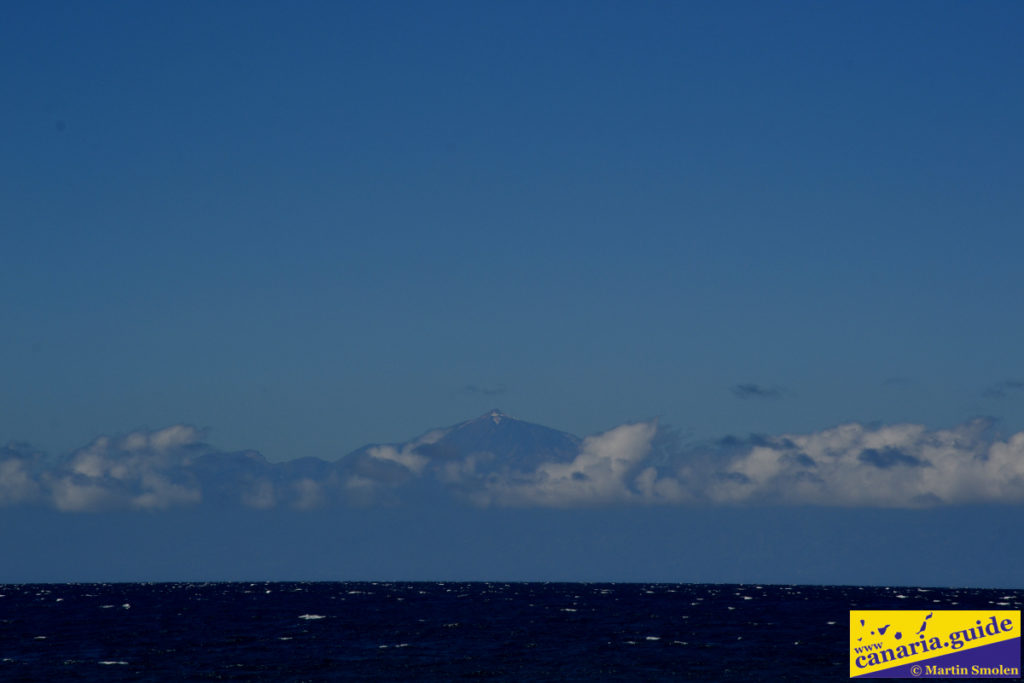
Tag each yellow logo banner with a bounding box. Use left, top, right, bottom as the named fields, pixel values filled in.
left=849, top=610, right=1020, bottom=678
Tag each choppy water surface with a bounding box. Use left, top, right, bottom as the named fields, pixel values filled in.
left=1, top=582, right=1020, bottom=680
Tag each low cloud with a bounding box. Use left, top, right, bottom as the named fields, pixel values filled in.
left=0, top=443, right=44, bottom=506
left=692, top=420, right=1024, bottom=507
left=3, top=417, right=1024, bottom=511
left=2, top=426, right=344, bottom=512
left=44, top=426, right=206, bottom=511
left=983, top=380, right=1024, bottom=399
left=429, top=419, right=1024, bottom=509
left=364, top=429, right=446, bottom=475
left=474, top=421, right=658, bottom=507
left=731, top=383, right=785, bottom=400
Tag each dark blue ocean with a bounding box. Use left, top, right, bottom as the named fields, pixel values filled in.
left=1, top=582, right=1021, bottom=681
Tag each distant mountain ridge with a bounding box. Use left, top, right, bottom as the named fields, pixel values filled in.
left=28, top=411, right=584, bottom=510
left=398, top=409, right=580, bottom=471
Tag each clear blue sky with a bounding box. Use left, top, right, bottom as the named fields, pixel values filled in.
left=3, top=2, right=1024, bottom=585
left=4, top=2, right=1019, bottom=462
left=4, top=2, right=1023, bottom=462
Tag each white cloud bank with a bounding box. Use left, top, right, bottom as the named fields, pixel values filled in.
left=365, top=429, right=446, bottom=475
left=0, top=449, right=42, bottom=506
left=46, top=425, right=205, bottom=511
left=473, top=421, right=658, bottom=507
left=2, top=418, right=1024, bottom=511
left=692, top=419, right=1024, bottom=507
left=411, top=418, right=1024, bottom=509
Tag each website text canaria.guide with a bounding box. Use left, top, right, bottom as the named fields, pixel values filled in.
left=853, top=616, right=1014, bottom=669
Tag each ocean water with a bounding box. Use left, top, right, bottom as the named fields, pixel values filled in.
left=1, top=582, right=1021, bottom=681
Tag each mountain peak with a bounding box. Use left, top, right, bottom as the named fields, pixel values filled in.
left=483, top=409, right=509, bottom=425
left=341, top=411, right=582, bottom=477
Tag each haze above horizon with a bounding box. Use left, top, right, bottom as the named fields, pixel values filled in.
left=2, top=2, right=1022, bottom=586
